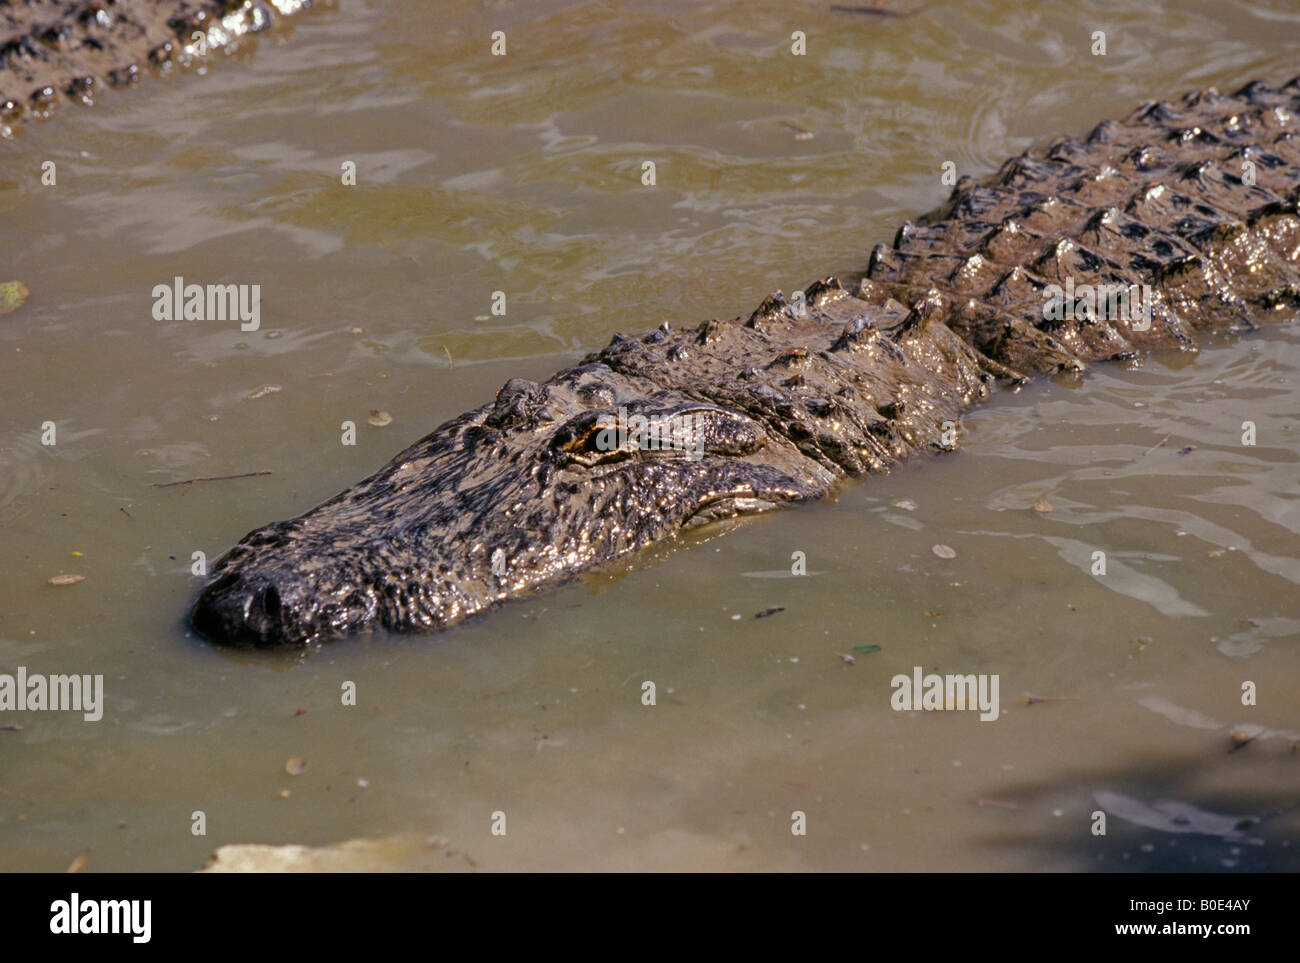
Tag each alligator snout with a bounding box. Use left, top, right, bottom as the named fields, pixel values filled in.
left=191, top=568, right=311, bottom=648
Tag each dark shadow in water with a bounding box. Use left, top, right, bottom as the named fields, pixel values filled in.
left=974, top=749, right=1300, bottom=871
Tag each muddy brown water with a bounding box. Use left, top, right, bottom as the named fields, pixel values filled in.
left=1, top=0, right=1297, bottom=871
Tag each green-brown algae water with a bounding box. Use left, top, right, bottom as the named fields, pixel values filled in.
left=1, top=0, right=1297, bottom=870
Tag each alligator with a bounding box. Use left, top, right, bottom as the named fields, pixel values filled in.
left=190, top=78, right=1300, bottom=648
left=0, top=0, right=319, bottom=135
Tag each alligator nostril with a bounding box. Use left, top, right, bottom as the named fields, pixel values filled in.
left=259, top=583, right=282, bottom=620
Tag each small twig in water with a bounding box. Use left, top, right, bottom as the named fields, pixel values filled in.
left=152, top=471, right=272, bottom=488
left=1022, top=694, right=1079, bottom=706
left=830, top=2, right=923, bottom=17
left=780, top=121, right=815, bottom=141
left=973, top=797, right=1023, bottom=811
left=1141, top=434, right=1171, bottom=457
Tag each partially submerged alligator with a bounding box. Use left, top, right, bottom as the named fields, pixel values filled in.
left=192, top=79, right=1300, bottom=648
left=1, top=0, right=318, bottom=135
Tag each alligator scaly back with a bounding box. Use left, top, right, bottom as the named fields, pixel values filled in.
left=191, top=79, right=1300, bottom=648
left=1, top=1, right=318, bottom=134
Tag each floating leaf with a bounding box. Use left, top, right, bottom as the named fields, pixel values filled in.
left=368, top=409, right=393, bottom=427
left=285, top=756, right=308, bottom=775
left=0, top=280, right=29, bottom=317
left=1228, top=730, right=1258, bottom=753
left=931, top=544, right=957, bottom=559
left=48, top=574, right=85, bottom=585
left=65, top=850, right=88, bottom=873
left=852, top=644, right=881, bottom=655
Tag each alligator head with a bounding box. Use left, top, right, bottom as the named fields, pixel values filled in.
left=187, top=361, right=835, bottom=648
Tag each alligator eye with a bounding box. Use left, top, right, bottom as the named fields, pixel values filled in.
left=563, top=420, right=610, bottom=453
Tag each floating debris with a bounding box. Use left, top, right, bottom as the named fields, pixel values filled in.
left=830, top=1, right=919, bottom=17
left=246, top=384, right=282, bottom=401
left=0, top=280, right=29, bottom=317
left=1178, top=446, right=1195, bottom=455
left=1141, top=433, right=1171, bottom=456
left=839, top=653, right=856, bottom=665
left=285, top=756, right=308, bottom=776
left=152, top=471, right=271, bottom=488
left=931, top=544, right=957, bottom=559
left=754, top=607, right=785, bottom=619
left=1229, top=729, right=1258, bottom=753
left=1021, top=694, right=1079, bottom=705
left=973, top=798, right=1023, bottom=811
left=1033, top=499, right=1053, bottom=513
left=893, top=499, right=917, bottom=511
left=779, top=120, right=815, bottom=141
left=47, top=574, right=85, bottom=586
left=368, top=410, right=393, bottom=427
left=852, top=644, right=881, bottom=655
left=65, top=850, right=89, bottom=873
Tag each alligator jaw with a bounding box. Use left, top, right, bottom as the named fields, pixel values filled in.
left=191, top=78, right=1300, bottom=649
left=190, top=444, right=829, bottom=649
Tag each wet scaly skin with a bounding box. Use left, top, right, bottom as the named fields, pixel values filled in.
left=0, top=0, right=320, bottom=134
left=192, top=79, right=1300, bottom=649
